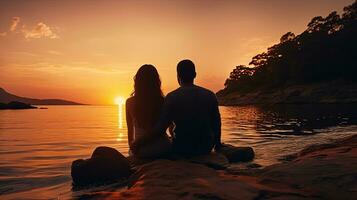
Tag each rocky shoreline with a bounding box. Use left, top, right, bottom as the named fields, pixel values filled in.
left=0, top=101, right=37, bottom=110
left=217, top=81, right=357, bottom=106
left=73, top=134, right=357, bottom=200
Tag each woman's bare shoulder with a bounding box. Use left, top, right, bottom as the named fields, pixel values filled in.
left=126, top=96, right=135, bottom=108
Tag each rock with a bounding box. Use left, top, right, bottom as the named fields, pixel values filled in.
left=71, top=146, right=131, bottom=185
left=0, top=101, right=37, bottom=110
left=71, top=136, right=357, bottom=200
left=128, top=152, right=229, bottom=171
left=186, top=152, right=229, bottom=169
left=260, top=134, right=357, bottom=200
left=100, top=160, right=310, bottom=199
left=247, top=163, right=262, bottom=168
left=217, top=144, right=255, bottom=162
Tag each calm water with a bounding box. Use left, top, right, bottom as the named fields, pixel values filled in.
left=1, top=105, right=357, bottom=199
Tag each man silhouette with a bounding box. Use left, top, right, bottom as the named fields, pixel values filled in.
left=153, top=59, right=222, bottom=156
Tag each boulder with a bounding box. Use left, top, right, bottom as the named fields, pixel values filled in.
left=217, top=144, right=255, bottom=162
left=71, top=146, right=131, bottom=185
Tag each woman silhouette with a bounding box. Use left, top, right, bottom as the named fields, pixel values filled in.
left=126, top=64, right=171, bottom=158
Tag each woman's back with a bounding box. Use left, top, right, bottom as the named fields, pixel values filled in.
left=126, top=96, right=164, bottom=140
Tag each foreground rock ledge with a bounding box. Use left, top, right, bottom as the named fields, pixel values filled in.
left=76, top=135, right=357, bottom=200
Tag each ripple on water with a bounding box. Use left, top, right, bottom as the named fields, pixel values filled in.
left=0, top=105, right=357, bottom=198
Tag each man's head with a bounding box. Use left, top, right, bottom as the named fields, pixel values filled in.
left=177, top=59, right=196, bottom=85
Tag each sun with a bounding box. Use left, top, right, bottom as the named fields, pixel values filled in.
left=114, top=96, right=126, bottom=105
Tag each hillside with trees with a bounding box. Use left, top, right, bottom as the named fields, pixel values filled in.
left=217, top=1, right=357, bottom=105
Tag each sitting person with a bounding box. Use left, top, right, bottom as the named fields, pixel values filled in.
left=126, top=64, right=171, bottom=158
left=132, top=59, right=222, bottom=157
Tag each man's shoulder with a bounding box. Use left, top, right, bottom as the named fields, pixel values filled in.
left=166, top=85, right=217, bottom=99
left=166, top=88, right=182, bottom=98
left=195, top=85, right=217, bottom=97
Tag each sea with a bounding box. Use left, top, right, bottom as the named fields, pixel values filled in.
left=1, top=105, right=356, bottom=199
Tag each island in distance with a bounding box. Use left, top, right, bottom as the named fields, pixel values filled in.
left=0, top=87, right=83, bottom=105
left=0, top=101, right=38, bottom=110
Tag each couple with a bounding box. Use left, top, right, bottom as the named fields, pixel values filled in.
left=126, top=59, right=222, bottom=158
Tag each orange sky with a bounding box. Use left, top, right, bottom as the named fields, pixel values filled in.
left=0, top=0, right=353, bottom=104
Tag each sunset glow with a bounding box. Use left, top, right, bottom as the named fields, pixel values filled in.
left=0, top=0, right=353, bottom=105
left=114, top=96, right=126, bottom=106
left=1, top=0, right=357, bottom=199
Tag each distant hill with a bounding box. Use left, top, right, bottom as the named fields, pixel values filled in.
left=0, top=88, right=83, bottom=105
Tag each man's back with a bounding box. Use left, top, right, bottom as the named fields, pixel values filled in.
left=163, top=85, right=221, bottom=155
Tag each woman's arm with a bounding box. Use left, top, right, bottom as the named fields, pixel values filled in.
left=126, top=99, right=134, bottom=150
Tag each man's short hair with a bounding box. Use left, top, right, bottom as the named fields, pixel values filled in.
left=177, top=59, right=196, bottom=83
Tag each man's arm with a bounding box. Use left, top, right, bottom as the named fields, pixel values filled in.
left=211, top=95, right=222, bottom=150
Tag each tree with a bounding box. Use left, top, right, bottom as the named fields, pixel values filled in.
left=220, top=0, right=357, bottom=95
left=280, top=32, right=295, bottom=43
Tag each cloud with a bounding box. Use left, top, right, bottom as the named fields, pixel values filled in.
left=23, top=22, right=59, bottom=39
left=0, top=17, right=59, bottom=40
left=10, top=17, right=20, bottom=32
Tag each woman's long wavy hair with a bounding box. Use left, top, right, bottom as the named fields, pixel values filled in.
left=131, top=64, right=164, bottom=129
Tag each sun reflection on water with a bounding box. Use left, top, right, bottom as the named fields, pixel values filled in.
left=115, top=97, right=125, bottom=141
left=118, top=104, right=123, bottom=129
left=117, top=105, right=124, bottom=141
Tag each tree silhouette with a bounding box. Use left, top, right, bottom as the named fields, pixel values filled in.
left=219, top=0, right=357, bottom=96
